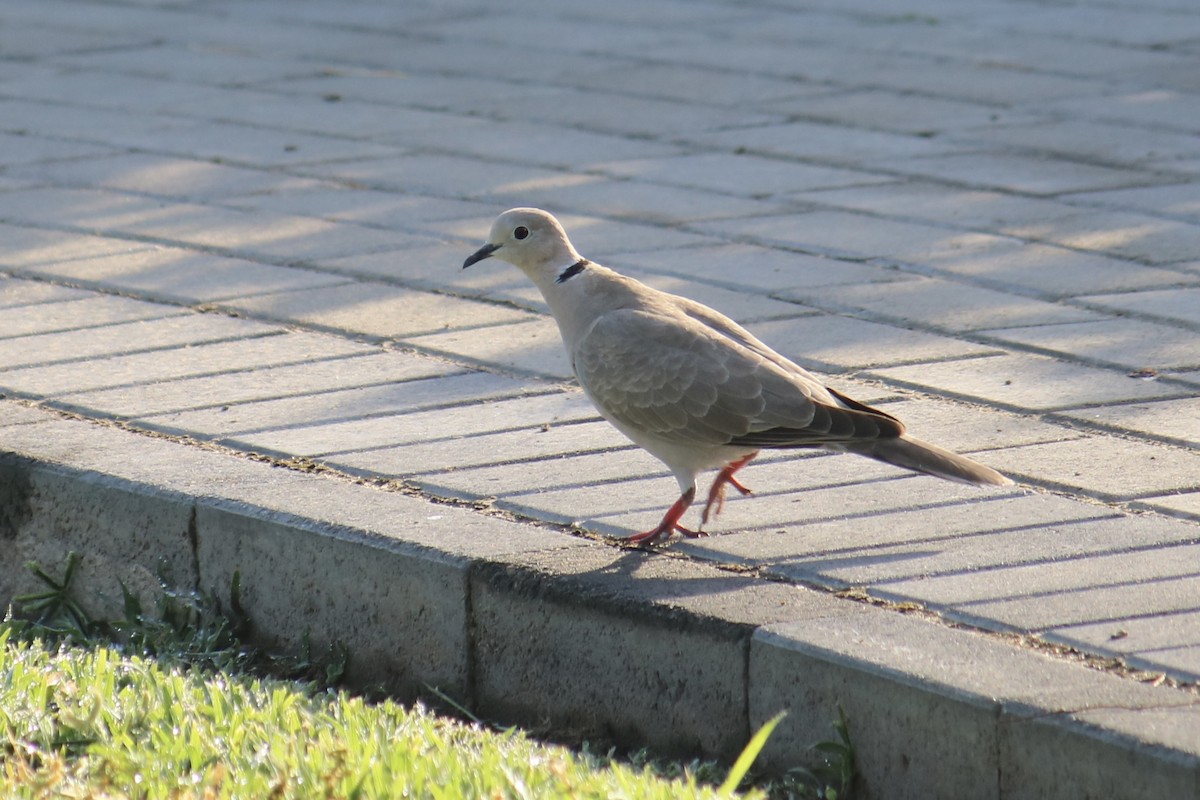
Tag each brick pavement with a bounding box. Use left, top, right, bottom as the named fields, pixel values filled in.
left=1, top=0, right=1199, bottom=792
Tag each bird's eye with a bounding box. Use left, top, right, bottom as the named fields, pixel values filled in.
left=513, top=226, right=529, bottom=240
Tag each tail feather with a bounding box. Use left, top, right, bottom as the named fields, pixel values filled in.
left=852, top=435, right=1014, bottom=487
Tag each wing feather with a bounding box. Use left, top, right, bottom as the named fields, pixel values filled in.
left=572, top=307, right=902, bottom=450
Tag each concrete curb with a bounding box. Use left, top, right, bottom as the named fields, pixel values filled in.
left=2, top=406, right=1197, bottom=799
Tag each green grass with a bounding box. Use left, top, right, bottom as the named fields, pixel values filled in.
left=1, top=554, right=856, bottom=798
left=1, top=626, right=762, bottom=799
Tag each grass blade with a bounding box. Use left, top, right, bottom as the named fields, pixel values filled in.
left=718, top=710, right=785, bottom=796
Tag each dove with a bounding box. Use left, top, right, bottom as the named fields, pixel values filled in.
left=464, top=208, right=1013, bottom=544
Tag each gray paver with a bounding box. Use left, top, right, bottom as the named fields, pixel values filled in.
left=221, top=281, right=537, bottom=339
left=745, top=315, right=999, bottom=371
left=983, top=318, right=1200, bottom=371
left=0, top=330, right=366, bottom=396
left=615, top=244, right=900, bottom=293
left=221, top=390, right=595, bottom=459
left=142, top=370, right=533, bottom=441
left=0, top=293, right=181, bottom=339
left=11, top=245, right=349, bottom=304
left=53, top=349, right=459, bottom=418
left=4, top=0, right=1200, bottom=790
left=1002, top=209, right=1200, bottom=265
left=406, top=320, right=574, bottom=380
left=1079, top=286, right=1200, bottom=328
left=596, top=152, right=893, bottom=197
left=1054, top=397, right=1200, bottom=448
left=778, top=275, right=1106, bottom=332
left=869, top=353, right=1190, bottom=411
left=0, top=313, right=280, bottom=372
left=983, top=436, right=1200, bottom=500
left=1064, top=181, right=1200, bottom=223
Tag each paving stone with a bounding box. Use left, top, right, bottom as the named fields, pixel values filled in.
left=1055, top=397, right=1200, bottom=448
left=958, top=119, right=1200, bottom=167
left=771, top=511, right=1200, bottom=588
left=693, top=119, right=971, bottom=166
left=744, top=314, right=1000, bottom=371
left=916, top=240, right=1199, bottom=298
left=220, top=390, right=594, bottom=458
left=0, top=187, right=423, bottom=261
left=327, top=418, right=631, bottom=479
left=467, top=86, right=784, bottom=139
left=895, top=151, right=1160, bottom=195
left=709, top=209, right=999, bottom=261
left=768, top=88, right=1034, bottom=135
left=559, top=61, right=822, bottom=106
left=1136, top=491, right=1200, bottom=520
left=404, top=447, right=667, bottom=500
left=869, top=353, right=1190, bottom=411
left=868, top=396, right=1083, bottom=452
left=1003, top=210, right=1200, bottom=265
left=0, top=222, right=151, bottom=267
left=1063, top=181, right=1200, bottom=224
left=949, top=574, right=1200, bottom=639
left=1078, top=286, right=1200, bottom=328
left=0, top=277, right=93, bottom=308
left=800, top=181, right=1087, bottom=231
left=683, top=492, right=1118, bottom=578
left=0, top=331, right=369, bottom=397
left=484, top=174, right=788, bottom=225
left=0, top=313, right=280, bottom=372
left=778, top=275, right=1106, bottom=332
left=596, top=153, right=893, bottom=197
left=54, top=349, right=458, bottom=418
left=523, top=466, right=1008, bottom=537
left=224, top=186, right=496, bottom=230
left=983, top=318, right=1200, bottom=371
left=222, top=281, right=536, bottom=339
left=7, top=152, right=328, bottom=201
left=54, top=40, right=310, bottom=84
left=0, top=401, right=57, bottom=427
left=301, top=154, right=579, bottom=200
left=876, top=541, right=1200, bottom=627
left=616, top=244, right=901, bottom=293
left=142, top=370, right=532, bottom=441
left=983, top=436, right=1200, bottom=500
left=389, top=119, right=684, bottom=171
left=432, top=212, right=722, bottom=257
left=0, top=292, right=182, bottom=339
left=0, top=130, right=117, bottom=165
left=13, top=245, right=350, bottom=304
left=406, top=320, right=574, bottom=380
left=1051, top=611, right=1200, bottom=679
left=438, top=251, right=817, bottom=323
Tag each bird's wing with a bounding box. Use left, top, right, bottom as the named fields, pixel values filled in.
left=572, top=308, right=902, bottom=449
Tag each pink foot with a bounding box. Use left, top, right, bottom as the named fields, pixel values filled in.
left=701, top=452, right=758, bottom=527
left=628, top=487, right=697, bottom=545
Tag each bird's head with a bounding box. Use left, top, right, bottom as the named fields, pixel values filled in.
left=463, top=208, right=583, bottom=282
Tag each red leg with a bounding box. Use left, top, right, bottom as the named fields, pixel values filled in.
left=701, top=451, right=758, bottom=527
left=628, top=487, right=698, bottom=545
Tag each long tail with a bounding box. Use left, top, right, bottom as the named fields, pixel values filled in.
left=850, top=435, right=1014, bottom=486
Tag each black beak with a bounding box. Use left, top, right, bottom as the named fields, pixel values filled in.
left=463, top=243, right=500, bottom=269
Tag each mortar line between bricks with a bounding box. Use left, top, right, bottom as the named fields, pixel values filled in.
left=867, top=537, right=1200, bottom=592
left=10, top=82, right=1200, bottom=239
left=10, top=394, right=1200, bottom=697
left=36, top=352, right=464, bottom=402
